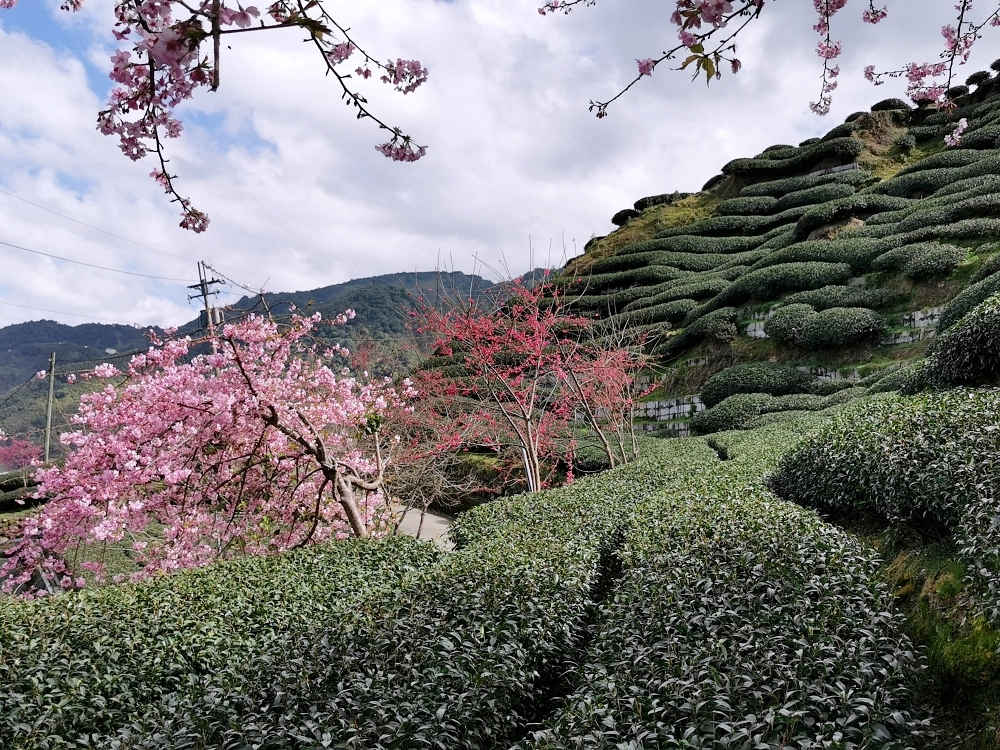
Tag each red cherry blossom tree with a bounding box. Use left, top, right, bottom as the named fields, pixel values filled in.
left=0, top=433, right=41, bottom=472
left=413, top=278, right=648, bottom=493
left=0, top=311, right=413, bottom=595
left=0, top=0, right=428, bottom=232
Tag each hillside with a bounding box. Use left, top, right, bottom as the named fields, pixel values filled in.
left=561, top=77, right=1000, bottom=436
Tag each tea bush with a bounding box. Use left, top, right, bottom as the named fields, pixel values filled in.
left=794, top=194, right=913, bottom=240
left=657, top=307, right=740, bottom=358
left=971, top=247, right=1000, bottom=282
left=623, top=276, right=732, bottom=312
left=739, top=169, right=871, bottom=198
left=923, top=293, right=1000, bottom=385
left=691, top=392, right=827, bottom=433
left=764, top=303, right=814, bottom=346
left=708, top=262, right=852, bottom=310
left=873, top=242, right=968, bottom=280
left=773, top=182, right=856, bottom=211
left=699, top=361, right=814, bottom=407
left=938, top=270, right=1000, bottom=330
left=766, top=305, right=886, bottom=348
left=871, top=97, right=911, bottom=111
left=771, top=389, right=1000, bottom=620
left=722, top=137, right=864, bottom=180
left=715, top=195, right=778, bottom=215
left=630, top=234, right=762, bottom=255
left=784, top=284, right=901, bottom=309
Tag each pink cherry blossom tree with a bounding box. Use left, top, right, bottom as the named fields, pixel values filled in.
left=0, top=432, right=41, bottom=472
left=0, top=311, right=414, bottom=596
left=0, top=0, right=428, bottom=232
left=540, top=0, right=1000, bottom=130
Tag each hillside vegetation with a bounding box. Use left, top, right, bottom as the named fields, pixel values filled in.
left=8, top=76, right=1000, bottom=748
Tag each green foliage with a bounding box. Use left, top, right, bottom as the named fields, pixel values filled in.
left=622, top=276, right=732, bottom=313
left=971, top=245, right=1000, bottom=282
left=773, top=182, right=856, bottom=211
left=739, top=169, right=872, bottom=198
left=518, top=430, right=922, bottom=748
left=707, top=262, right=852, bottom=311
left=757, top=236, right=897, bottom=272
left=715, top=195, right=778, bottom=216
left=938, top=271, right=1000, bottom=330
left=784, top=284, right=901, bottom=310
left=794, top=194, right=913, bottom=240
left=607, top=298, right=697, bottom=327
left=770, top=389, right=1000, bottom=620
left=657, top=307, right=740, bottom=358
left=822, top=122, right=856, bottom=140
left=691, top=391, right=841, bottom=434
left=845, top=111, right=867, bottom=122
left=611, top=208, right=640, bottom=226
left=766, top=305, right=886, bottom=348
left=871, top=152, right=1000, bottom=197
left=894, top=133, right=917, bottom=152
left=947, top=85, right=971, bottom=100
left=967, top=71, right=993, bottom=87
left=871, top=98, right=912, bottom=111
left=699, top=361, right=814, bottom=407
left=633, top=191, right=691, bottom=212
left=959, top=124, right=1000, bottom=150
left=722, top=137, right=865, bottom=180
left=923, top=293, right=1000, bottom=385
left=654, top=206, right=810, bottom=239
left=629, top=234, right=763, bottom=255
left=873, top=242, right=968, bottom=280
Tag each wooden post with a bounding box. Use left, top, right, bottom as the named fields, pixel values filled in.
left=44, top=351, right=56, bottom=463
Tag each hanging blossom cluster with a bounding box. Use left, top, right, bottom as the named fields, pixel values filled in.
left=540, top=0, right=1000, bottom=131
left=0, top=0, right=428, bottom=232
left=0, top=312, right=416, bottom=596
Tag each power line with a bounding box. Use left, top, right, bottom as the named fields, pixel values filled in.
left=0, top=239, right=192, bottom=282
left=0, top=299, right=141, bottom=326
left=0, top=188, right=317, bottom=286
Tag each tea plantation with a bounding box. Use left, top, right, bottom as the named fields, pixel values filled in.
left=8, top=71, right=1000, bottom=749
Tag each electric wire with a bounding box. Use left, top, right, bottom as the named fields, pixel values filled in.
left=0, top=239, right=192, bottom=282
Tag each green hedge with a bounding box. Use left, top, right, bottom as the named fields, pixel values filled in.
left=784, top=284, right=902, bottom=310
left=923, top=293, right=1000, bottom=385
left=706, top=262, right=852, bottom=311
left=971, top=246, right=1000, bottom=282
left=699, top=361, right=814, bottom=407
left=794, top=194, right=913, bottom=240
left=591, top=248, right=762, bottom=275
left=0, top=538, right=444, bottom=748
left=605, top=298, right=698, bottom=327
left=895, top=193, right=1000, bottom=233
left=871, top=97, right=911, bottom=111
left=755, top=237, right=897, bottom=272
left=557, top=265, right=691, bottom=294
left=770, top=389, right=1000, bottom=620
left=722, top=137, right=864, bottom=180
left=623, top=276, right=732, bottom=313
left=715, top=195, right=778, bottom=216
left=872, top=242, right=968, bottom=280
left=939, top=267, right=1000, bottom=331
left=629, top=234, right=763, bottom=255
left=654, top=205, right=811, bottom=239
left=739, top=169, right=871, bottom=198
left=691, top=392, right=837, bottom=433
left=523, top=428, right=921, bottom=749
left=822, top=122, right=856, bottom=140
left=871, top=153, right=1000, bottom=197
left=773, top=182, right=856, bottom=211
left=656, top=307, right=740, bottom=359
left=960, top=124, right=1000, bottom=150
left=765, top=305, right=886, bottom=348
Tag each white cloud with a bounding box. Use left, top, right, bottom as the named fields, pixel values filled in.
left=0, top=0, right=996, bottom=327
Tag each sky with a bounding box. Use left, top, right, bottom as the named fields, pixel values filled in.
left=0, top=0, right=996, bottom=328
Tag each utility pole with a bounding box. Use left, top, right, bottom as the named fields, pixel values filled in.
left=188, top=261, right=224, bottom=352
left=43, top=351, right=55, bottom=463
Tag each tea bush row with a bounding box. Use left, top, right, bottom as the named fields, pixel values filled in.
left=765, top=304, right=887, bottom=349
left=2, top=442, right=694, bottom=748
left=716, top=195, right=779, bottom=216
left=624, top=234, right=763, bottom=256
left=656, top=307, right=740, bottom=358
left=520, top=429, right=923, bottom=749
left=794, top=194, right=913, bottom=240
left=721, top=137, right=864, bottom=180
left=938, top=271, right=1000, bottom=330
left=623, top=276, right=733, bottom=313
left=770, top=389, right=1000, bottom=620
left=700, top=262, right=852, bottom=315
left=784, top=284, right=901, bottom=310
left=754, top=237, right=897, bottom=272
left=773, top=181, right=856, bottom=211
left=922, top=293, right=1000, bottom=385
left=699, top=361, right=814, bottom=407
left=739, top=169, right=872, bottom=198
left=871, top=153, right=1000, bottom=198
left=655, top=205, right=811, bottom=240
left=872, top=242, right=968, bottom=280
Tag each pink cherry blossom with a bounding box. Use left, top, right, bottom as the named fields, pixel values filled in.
left=637, top=58, right=655, bottom=76
left=945, top=117, right=970, bottom=146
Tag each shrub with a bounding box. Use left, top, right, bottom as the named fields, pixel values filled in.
left=702, top=173, right=726, bottom=191
left=756, top=237, right=896, bottom=272
left=773, top=182, right=856, bottom=211
left=895, top=193, right=1000, bottom=233
left=872, top=153, right=1000, bottom=197
left=971, top=246, right=1000, bottom=282
left=799, top=137, right=821, bottom=147
left=822, top=122, right=856, bottom=140
left=691, top=392, right=826, bottom=433
left=845, top=111, right=867, bottom=122
left=967, top=70, right=993, bottom=87
left=633, top=191, right=691, bottom=212
left=766, top=305, right=886, bottom=348
left=894, top=133, right=917, bottom=152
left=866, top=363, right=923, bottom=393
left=739, top=169, right=871, bottom=198
left=871, top=98, right=911, bottom=111
left=960, top=124, right=1000, bottom=150
left=521, top=431, right=923, bottom=749
left=873, top=242, right=967, bottom=280
left=611, top=208, right=640, bottom=226
left=770, top=389, right=1000, bottom=619
left=909, top=124, right=950, bottom=141
left=898, top=217, right=1000, bottom=246
left=801, top=307, right=887, bottom=348
left=715, top=195, right=778, bottom=215
left=623, top=276, right=732, bottom=312
left=939, top=271, right=1000, bottom=330
left=699, top=362, right=814, bottom=407
left=923, top=293, right=1000, bottom=385
left=655, top=206, right=810, bottom=239
left=636, top=234, right=763, bottom=254
left=764, top=303, right=815, bottom=346
left=710, top=261, right=853, bottom=309
left=784, top=284, right=901, bottom=310
left=582, top=235, right=604, bottom=252
left=721, top=137, right=864, bottom=180
left=763, top=143, right=796, bottom=152
left=794, top=194, right=913, bottom=240
left=656, top=307, right=740, bottom=359
left=607, top=298, right=698, bottom=327
left=946, top=85, right=971, bottom=100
